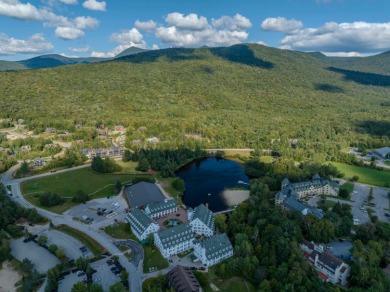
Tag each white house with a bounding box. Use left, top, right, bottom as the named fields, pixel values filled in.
left=300, top=240, right=351, bottom=286
left=154, top=223, right=194, bottom=258
left=125, top=208, right=159, bottom=241
left=194, top=233, right=233, bottom=267
left=145, top=199, right=177, bottom=219
left=189, top=204, right=214, bottom=237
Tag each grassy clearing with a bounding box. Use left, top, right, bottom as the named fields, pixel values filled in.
left=195, top=267, right=255, bottom=292
left=330, top=162, right=390, bottom=187
left=143, top=245, right=169, bottom=273
left=260, top=156, right=274, bottom=164
left=21, top=168, right=135, bottom=198
left=142, top=276, right=168, bottom=292
left=114, top=161, right=143, bottom=174
left=54, top=225, right=106, bottom=257
left=24, top=194, right=78, bottom=214
left=156, top=175, right=183, bottom=206
left=340, top=181, right=354, bottom=194
left=103, top=222, right=138, bottom=241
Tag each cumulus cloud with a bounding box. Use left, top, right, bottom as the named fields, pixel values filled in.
left=0, top=32, right=53, bottom=55
left=82, top=0, right=106, bottom=11
left=279, top=21, right=390, bottom=54
left=142, top=12, right=252, bottom=47
left=322, top=52, right=365, bottom=57
left=91, top=28, right=146, bottom=58
left=55, top=27, right=84, bottom=40
left=261, top=17, right=303, bottom=34
left=135, top=20, right=157, bottom=32
left=165, top=12, right=208, bottom=31
left=68, top=46, right=90, bottom=53
left=0, top=1, right=99, bottom=41
left=212, top=14, right=252, bottom=31
left=59, top=0, right=78, bottom=4
left=152, top=44, right=159, bottom=50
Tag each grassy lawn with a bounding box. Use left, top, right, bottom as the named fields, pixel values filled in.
left=24, top=194, right=78, bottom=214
left=142, top=276, right=168, bottom=292
left=156, top=175, right=183, bottom=206
left=260, top=156, right=274, bottom=163
left=340, top=181, right=354, bottom=193
left=177, top=249, right=193, bottom=258
left=54, top=225, right=106, bottom=257
left=118, top=245, right=129, bottom=252
left=143, top=245, right=169, bottom=273
left=21, top=168, right=135, bottom=198
left=115, top=161, right=144, bottom=174
left=329, top=162, right=390, bottom=187
left=195, top=267, right=255, bottom=292
left=318, top=200, right=337, bottom=209
left=103, top=222, right=138, bottom=241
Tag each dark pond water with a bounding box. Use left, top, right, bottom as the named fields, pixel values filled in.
left=175, top=158, right=250, bottom=212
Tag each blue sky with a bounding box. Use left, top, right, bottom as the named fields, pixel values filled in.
left=0, top=0, right=390, bottom=60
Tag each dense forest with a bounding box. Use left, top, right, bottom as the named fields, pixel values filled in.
left=0, top=44, right=388, bottom=161
left=211, top=160, right=390, bottom=291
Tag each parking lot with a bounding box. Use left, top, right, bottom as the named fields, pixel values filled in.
left=65, top=195, right=129, bottom=227
left=34, top=227, right=92, bottom=260
left=326, top=240, right=352, bottom=260
left=10, top=238, right=60, bottom=273
left=58, top=258, right=121, bottom=291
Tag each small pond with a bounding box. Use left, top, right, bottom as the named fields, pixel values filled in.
left=175, top=158, right=250, bottom=212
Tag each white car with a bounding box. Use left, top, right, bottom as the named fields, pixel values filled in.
left=93, top=277, right=100, bottom=282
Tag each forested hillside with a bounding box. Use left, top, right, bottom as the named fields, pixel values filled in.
left=0, top=44, right=389, bottom=160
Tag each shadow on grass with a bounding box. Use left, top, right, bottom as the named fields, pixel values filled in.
left=328, top=67, right=390, bottom=87
left=314, top=83, right=344, bottom=93
left=210, top=44, right=274, bottom=69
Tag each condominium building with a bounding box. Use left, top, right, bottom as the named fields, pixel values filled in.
left=154, top=223, right=194, bottom=258
left=193, top=233, right=233, bottom=267
left=125, top=208, right=159, bottom=241
left=145, top=199, right=177, bottom=219
left=188, top=204, right=214, bottom=237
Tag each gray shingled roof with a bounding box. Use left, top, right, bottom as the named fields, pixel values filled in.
left=167, top=265, right=201, bottom=292
left=125, top=182, right=165, bottom=208
left=126, top=208, right=155, bottom=235
left=198, top=233, right=233, bottom=260
left=375, top=147, right=390, bottom=157
left=283, top=197, right=307, bottom=212
left=319, top=251, right=343, bottom=271
left=157, top=223, right=194, bottom=249
left=147, top=199, right=176, bottom=216
left=192, top=204, right=214, bottom=230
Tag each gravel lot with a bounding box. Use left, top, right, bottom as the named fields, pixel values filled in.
left=10, top=238, right=60, bottom=274
left=327, top=240, right=352, bottom=260
left=58, top=270, right=85, bottom=292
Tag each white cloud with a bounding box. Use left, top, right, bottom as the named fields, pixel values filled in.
left=322, top=52, right=366, bottom=57
left=261, top=17, right=303, bottom=34
left=152, top=44, right=159, bottom=50
left=0, top=32, right=53, bottom=55
left=165, top=12, right=208, bottom=31
left=68, top=46, right=90, bottom=53
left=279, top=21, right=390, bottom=53
left=82, top=0, right=106, bottom=12
left=110, top=28, right=145, bottom=45
left=59, top=0, right=78, bottom=4
left=150, top=12, right=252, bottom=47
left=91, top=28, right=146, bottom=58
left=135, top=20, right=157, bottom=32
left=212, top=14, right=252, bottom=31
left=0, top=0, right=41, bottom=21
left=55, top=27, right=85, bottom=40
left=73, top=16, right=99, bottom=30
left=0, top=1, right=99, bottom=41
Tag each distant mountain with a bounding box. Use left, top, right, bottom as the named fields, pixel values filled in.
left=310, top=50, right=390, bottom=75
left=0, top=60, right=27, bottom=71
left=18, top=54, right=109, bottom=70
left=115, top=46, right=149, bottom=58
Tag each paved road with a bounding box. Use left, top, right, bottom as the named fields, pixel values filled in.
left=0, top=166, right=142, bottom=292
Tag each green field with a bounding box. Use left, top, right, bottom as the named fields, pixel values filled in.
left=260, top=156, right=274, bottom=164
left=340, top=181, right=354, bottom=193
left=143, top=245, right=169, bottom=273
left=103, top=222, right=138, bottom=241
left=330, top=162, right=390, bottom=187
left=21, top=168, right=135, bottom=198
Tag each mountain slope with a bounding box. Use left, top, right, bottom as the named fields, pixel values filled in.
left=0, top=60, right=28, bottom=71
left=115, top=46, right=149, bottom=58
left=0, top=44, right=388, bottom=149
left=18, top=54, right=108, bottom=69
